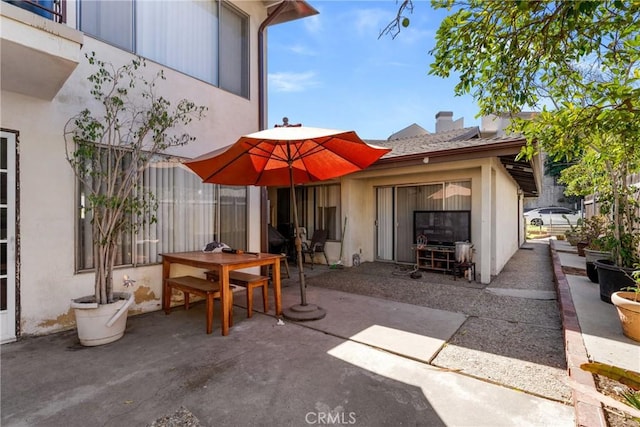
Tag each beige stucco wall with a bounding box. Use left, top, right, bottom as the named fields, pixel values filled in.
left=267, top=156, right=524, bottom=285
left=330, top=157, right=521, bottom=284
left=2, top=1, right=267, bottom=336
left=492, top=158, right=521, bottom=275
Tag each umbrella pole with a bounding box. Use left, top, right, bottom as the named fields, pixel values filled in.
left=283, top=165, right=326, bottom=321
left=291, top=179, right=307, bottom=305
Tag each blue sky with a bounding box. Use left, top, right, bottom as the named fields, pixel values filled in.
left=267, top=1, right=481, bottom=140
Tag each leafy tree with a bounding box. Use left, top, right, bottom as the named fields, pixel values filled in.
left=64, top=53, right=207, bottom=304
left=382, top=0, right=640, bottom=266
left=383, top=1, right=639, bottom=115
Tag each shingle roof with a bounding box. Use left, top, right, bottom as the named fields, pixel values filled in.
left=367, top=127, right=527, bottom=159
left=365, top=128, right=538, bottom=196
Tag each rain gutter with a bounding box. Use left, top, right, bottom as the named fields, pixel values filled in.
left=258, top=1, right=288, bottom=131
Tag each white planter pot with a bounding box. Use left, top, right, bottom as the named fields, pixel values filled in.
left=71, top=292, right=134, bottom=346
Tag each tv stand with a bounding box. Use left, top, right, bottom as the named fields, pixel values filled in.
left=415, top=245, right=455, bottom=273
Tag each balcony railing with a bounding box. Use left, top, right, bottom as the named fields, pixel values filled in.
left=3, top=0, right=65, bottom=23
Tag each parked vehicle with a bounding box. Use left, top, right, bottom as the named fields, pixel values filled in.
left=524, top=207, right=582, bottom=226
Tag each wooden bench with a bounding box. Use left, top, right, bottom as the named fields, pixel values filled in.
left=164, top=275, right=233, bottom=334
left=205, top=270, right=269, bottom=318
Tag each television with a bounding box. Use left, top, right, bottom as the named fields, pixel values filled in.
left=413, top=210, right=471, bottom=247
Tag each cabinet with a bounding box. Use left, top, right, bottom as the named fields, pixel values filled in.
left=415, top=246, right=455, bottom=273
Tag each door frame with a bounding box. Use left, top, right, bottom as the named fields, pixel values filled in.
left=1, top=130, right=17, bottom=344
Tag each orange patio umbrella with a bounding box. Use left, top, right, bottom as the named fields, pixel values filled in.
left=185, top=124, right=391, bottom=321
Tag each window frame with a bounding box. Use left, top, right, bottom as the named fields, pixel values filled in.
left=296, top=183, right=342, bottom=241
left=74, top=151, right=248, bottom=272
left=78, top=0, right=250, bottom=99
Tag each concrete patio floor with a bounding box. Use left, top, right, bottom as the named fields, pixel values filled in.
left=1, top=239, right=634, bottom=426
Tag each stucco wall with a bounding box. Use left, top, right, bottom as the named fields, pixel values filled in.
left=352, top=160, right=483, bottom=265
left=492, top=160, right=521, bottom=274
left=265, top=157, right=523, bottom=285
left=2, top=7, right=265, bottom=336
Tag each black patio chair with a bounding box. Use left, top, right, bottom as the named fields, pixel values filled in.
left=301, top=229, right=329, bottom=269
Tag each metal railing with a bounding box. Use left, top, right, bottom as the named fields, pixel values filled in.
left=3, top=0, right=65, bottom=23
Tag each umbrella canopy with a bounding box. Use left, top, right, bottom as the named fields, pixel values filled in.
left=428, top=183, right=471, bottom=200
left=185, top=126, right=390, bottom=186
left=184, top=126, right=391, bottom=320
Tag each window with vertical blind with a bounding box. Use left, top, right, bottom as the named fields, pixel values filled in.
left=79, top=0, right=249, bottom=98
left=296, top=184, right=341, bottom=240
left=77, top=155, right=246, bottom=271
left=392, top=181, right=471, bottom=263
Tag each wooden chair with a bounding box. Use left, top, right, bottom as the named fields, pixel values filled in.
left=301, top=229, right=329, bottom=269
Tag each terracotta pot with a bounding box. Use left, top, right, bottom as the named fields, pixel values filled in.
left=611, top=291, right=640, bottom=342
left=71, top=292, right=134, bottom=346
left=594, top=260, right=635, bottom=304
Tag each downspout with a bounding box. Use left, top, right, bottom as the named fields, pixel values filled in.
left=259, top=1, right=288, bottom=131
left=258, top=1, right=289, bottom=253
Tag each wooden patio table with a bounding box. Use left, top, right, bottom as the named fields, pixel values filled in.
left=160, top=251, right=283, bottom=336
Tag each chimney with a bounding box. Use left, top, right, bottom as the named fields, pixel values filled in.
left=435, top=111, right=463, bottom=133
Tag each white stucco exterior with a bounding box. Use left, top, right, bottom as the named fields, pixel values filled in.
left=1, top=1, right=269, bottom=337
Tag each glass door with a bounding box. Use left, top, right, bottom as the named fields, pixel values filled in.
left=1, top=131, right=16, bottom=343
left=375, top=187, right=394, bottom=261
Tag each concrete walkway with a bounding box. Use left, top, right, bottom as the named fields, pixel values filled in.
left=0, top=242, right=592, bottom=426
left=550, top=239, right=640, bottom=426
left=553, top=240, right=639, bottom=372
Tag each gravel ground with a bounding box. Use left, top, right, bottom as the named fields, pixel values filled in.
left=150, top=407, right=201, bottom=427
left=303, top=241, right=573, bottom=404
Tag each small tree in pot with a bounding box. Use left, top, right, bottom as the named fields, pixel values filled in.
left=556, top=138, right=640, bottom=302
left=64, top=53, right=206, bottom=345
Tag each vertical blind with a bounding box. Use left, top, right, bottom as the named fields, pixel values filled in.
left=297, top=184, right=341, bottom=240
left=376, top=187, right=394, bottom=260
left=78, top=160, right=246, bottom=270
left=393, top=181, right=471, bottom=263
left=79, top=0, right=134, bottom=52
left=219, top=2, right=248, bottom=97
left=137, top=1, right=218, bottom=85
left=79, top=0, right=248, bottom=98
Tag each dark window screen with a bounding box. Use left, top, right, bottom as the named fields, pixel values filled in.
left=413, top=210, right=471, bottom=246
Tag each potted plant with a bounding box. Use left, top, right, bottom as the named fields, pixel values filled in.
left=562, top=215, right=583, bottom=247
left=611, top=269, right=640, bottom=342
left=594, top=230, right=638, bottom=303
left=581, top=215, right=612, bottom=283
left=64, top=53, right=206, bottom=346
left=593, top=187, right=640, bottom=303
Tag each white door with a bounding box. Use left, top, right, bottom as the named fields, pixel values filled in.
left=1, top=132, right=16, bottom=343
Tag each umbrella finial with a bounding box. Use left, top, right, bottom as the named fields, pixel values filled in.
left=275, top=117, right=302, bottom=128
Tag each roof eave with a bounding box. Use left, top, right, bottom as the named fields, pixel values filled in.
left=369, top=138, right=541, bottom=197
left=374, top=138, right=528, bottom=166
left=263, top=0, right=318, bottom=26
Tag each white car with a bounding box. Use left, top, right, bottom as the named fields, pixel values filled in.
left=524, top=207, right=582, bottom=226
